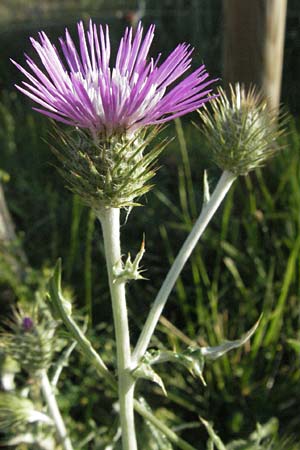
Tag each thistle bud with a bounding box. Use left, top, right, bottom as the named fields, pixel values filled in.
left=198, top=84, right=288, bottom=176
left=1, top=308, right=56, bottom=375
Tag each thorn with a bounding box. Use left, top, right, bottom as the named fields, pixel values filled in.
left=199, top=372, right=207, bottom=386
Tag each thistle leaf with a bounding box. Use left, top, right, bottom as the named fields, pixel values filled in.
left=136, top=319, right=260, bottom=388
left=200, top=318, right=261, bottom=360
left=133, top=363, right=167, bottom=396
left=47, top=259, right=72, bottom=320
left=47, top=260, right=115, bottom=388
left=139, top=349, right=206, bottom=385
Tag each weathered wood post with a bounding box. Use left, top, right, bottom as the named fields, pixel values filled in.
left=223, top=0, right=288, bottom=111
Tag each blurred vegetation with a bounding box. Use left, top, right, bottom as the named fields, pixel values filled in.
left=1, top=1, right=300, bottom=448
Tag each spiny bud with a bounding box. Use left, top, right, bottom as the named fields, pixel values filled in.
left=198, top=84, right=288, bottom=176
left=50, top=125, right=169, bottom=211
left=0, top=308, right=56, bottom=375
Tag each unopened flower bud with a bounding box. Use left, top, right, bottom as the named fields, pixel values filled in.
left=198, top=84, right=288, bottom=176
left=1, top=309, right=56, bottom=374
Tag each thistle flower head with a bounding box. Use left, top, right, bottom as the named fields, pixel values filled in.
left=0, top=307, right=57, bottom=374
left=198, top=84, right=288, bottom=176
left=12, top=20, right=217, bottom=209
left=12, top=20, right=216, bottom=138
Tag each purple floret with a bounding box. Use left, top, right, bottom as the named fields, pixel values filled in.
left=12, top=21, right=217, bottom=136
left=22, top=317, right=34, bottom=332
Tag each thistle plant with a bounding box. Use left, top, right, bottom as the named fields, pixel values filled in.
left=9, top=20, right=288, bottom=450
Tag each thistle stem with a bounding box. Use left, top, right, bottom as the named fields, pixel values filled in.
left=40, top=370, right=73, bottom=450
left=132, top=170, right=236, bottom=366
left=98, top=207, right=137, bottom=450
left=134, top=399, right=197, bottom=450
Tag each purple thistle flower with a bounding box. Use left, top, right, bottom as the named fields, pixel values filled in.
left=12, top=21, right=217, bottom=137
left=22, top=317, right=34, bottom=332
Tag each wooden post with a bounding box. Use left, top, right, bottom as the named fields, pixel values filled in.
left=223, top=0, right=287, bottom=111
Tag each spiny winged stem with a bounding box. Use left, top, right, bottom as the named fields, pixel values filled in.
left=40, top=370, right=73, bottom=450
left=98, top=207, right=137, bottom=450
left=132, top=170, right=236, bottom=367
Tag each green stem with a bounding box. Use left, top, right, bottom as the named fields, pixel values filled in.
left=98, top=207, right=137, bottom=450
left=49, top=259, right=196, bottom=449
left=134, top=400, right=197, bottom=450
left=85, top=209, right=95, bottom=325
left=132, top=170, right=236, bottom=366
left=40, top=370, right=73, bottom=450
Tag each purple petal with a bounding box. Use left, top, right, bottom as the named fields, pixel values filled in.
left=12, top=21, right=218, bottom=135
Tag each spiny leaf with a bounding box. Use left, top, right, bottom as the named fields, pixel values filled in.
left=133, top=363, right=167, bottom=396
left=47, top=260, right=116, bottom=389
left=200, top=317, right=261, bottom=360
